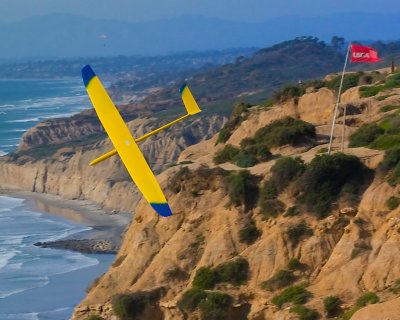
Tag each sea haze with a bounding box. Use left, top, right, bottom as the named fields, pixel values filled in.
left=0, top=78, right=90, bottom=155
left=0, top=195, right=115, bottom=320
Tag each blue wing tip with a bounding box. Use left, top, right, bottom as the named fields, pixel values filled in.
left=151, top=203, right=173, bottom=217
left=179, top=83, right=188, bottom=94
left=81, top=65, right=96, bottom=87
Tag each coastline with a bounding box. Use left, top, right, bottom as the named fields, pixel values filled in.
left=0, top=189, right=132, bottom=248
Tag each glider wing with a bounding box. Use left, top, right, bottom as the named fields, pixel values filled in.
left=82, top=65, right=172, bottom=217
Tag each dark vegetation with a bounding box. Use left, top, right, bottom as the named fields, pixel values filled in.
left=214, top=117, right=314, bottom=168
left=270, top=157, right=306, bottom=192
left=239, top=220, right=261, bottom=244
left=243, top=117, right=316, bottom=149
left=178, top=289, right=233, bottom=320
left=379, top=148, right=400, bottom=186
left=287, top=222, right=314, bottom=245
left=84, top=316, right=105, bottom=320
left=192, top=258, right=249, bottom=289
left=261, top=270, right=296, bottom=292
left=323, top=296, right=342, bottom=317
left=387, top=196, right=400, bottom=210
left=225, top=170, right=259, bottom=209
left=290, top=305, right=319, bottom=320
left=112, top=290, right=164, bottom=320
left=258, top=179, right=285, bottom=219
left=295, top=153, right=371, bottom=217
left=178, top=258, right=249, bottom=319
left=359, top=72, right=400, bottom=98
left=349, top=114, right=400, bottom=150
left=271, top=283, right=312, bottom=308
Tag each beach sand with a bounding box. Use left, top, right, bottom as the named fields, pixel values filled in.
left=1, top=190, right=132, bottom=246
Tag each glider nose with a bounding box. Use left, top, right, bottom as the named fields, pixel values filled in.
left=151, top=203, right=173, bottom=217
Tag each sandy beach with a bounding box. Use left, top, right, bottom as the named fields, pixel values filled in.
left=0, top=190, right=132, bottom=246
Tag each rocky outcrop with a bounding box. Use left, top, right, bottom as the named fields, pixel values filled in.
left=34, top=239, right=117, bottom=254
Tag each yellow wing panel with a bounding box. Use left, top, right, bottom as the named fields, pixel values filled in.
left=82, top=65, right=171, bottom=217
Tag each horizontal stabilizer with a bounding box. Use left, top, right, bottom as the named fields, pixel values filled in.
left=180, top=84, right=201, bottom=115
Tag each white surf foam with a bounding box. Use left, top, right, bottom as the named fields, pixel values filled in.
left=0, top=251, right=17, bottom=270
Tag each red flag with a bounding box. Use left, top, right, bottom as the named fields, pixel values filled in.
left=350, top=44, right=380, bottom=63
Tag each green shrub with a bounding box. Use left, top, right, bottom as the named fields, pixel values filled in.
left=380, top=105, right=400, bottom=112
left=178, top=287, right=208, bottom=311
left=192, top=267, right=218, bottom=290
left=235, top=153, right=259, bottom=168
left=387, top=196, right=400, bottom=210
left=326, top=72, right=364, bottom=93
left=112, top=294, right=148, bottom=319
left=342, top=308, right=358, bottom=320
left=214, top=145, right=241, bottom=164
left=287, top=258, right=303, bottom=271
left=273, top=85, right=306, bottom=103
left=356, top=292, right=379, bottom=308
left=260, top=180, right=278, bottom=200
left=261, top=270, right=296, bottom=292
left=360, top=72, right=400, bottom=97
left=225, top=170, right=258, bottom=208
left=370, top=134, right=400, bottom=150
left=287, top=221, right=313, bottom=244
left=348, top=123, right=384, bottom=147
left=215, top=258, right=249, bottom=286
left=359, top=85, right=382, bottom=98
left=84, top=316, right=105, bottom=320
left=271, top=157, right=306, bottom=192
left=285, top=206, right=300, bottom=217
left=323, top=296, right=342, bottom=315
left=296, top=153, right=370, bottom=216
left=380, top=148, right=400, bottom=171
left=259, top=199, right=285, bottom=219
left=192, top=258, right=249, bottom=290
left=290, top=305, right=319, bottom=320
left=251, top=117, right=316, bottom=148
left=271, top=284, right=312, bottom=308
left=199, top=292, right=232, bottom=320
left=239, top=221, right=261, bottom=244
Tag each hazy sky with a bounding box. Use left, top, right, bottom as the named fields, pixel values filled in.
left=1, top=0, right=400, bottom=23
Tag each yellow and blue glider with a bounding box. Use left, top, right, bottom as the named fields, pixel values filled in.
left=81, top=65, right=201, bottom=217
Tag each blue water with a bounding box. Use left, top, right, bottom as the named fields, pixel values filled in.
left=0, top=78, right=90, bottom=155
left=0, top=195, right=115, bottom=320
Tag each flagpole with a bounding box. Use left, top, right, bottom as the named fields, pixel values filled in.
left=328, top=43, right=351, bottom=155
left=340, top=103, right=347, bottom=152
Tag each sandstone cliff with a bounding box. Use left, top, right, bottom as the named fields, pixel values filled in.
left=0, top=114, right=226, bottom=212
left=71, top=70, right=400, bottom=320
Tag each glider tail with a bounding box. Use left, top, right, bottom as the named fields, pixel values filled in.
left=180, top=84, right=201, bottom=115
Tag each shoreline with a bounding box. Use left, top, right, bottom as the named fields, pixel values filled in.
left=0, top=189, right=132, bottom=250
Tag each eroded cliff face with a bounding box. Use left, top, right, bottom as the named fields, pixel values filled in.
left=0, top=115, right=226, bottom=212
left=72, top=72, right=400, bottom=320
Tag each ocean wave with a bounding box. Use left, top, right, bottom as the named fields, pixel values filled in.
left=7, top=118, right=40, bottom=123
left=0, top=276, right=49, bottom=299
left=0, top=150, right=6, bottom=156
left=0, top=251, right=17, bottom=271
left=0, top=196, right=24, bottom=209
left=0, top=312, right=39, bottom=320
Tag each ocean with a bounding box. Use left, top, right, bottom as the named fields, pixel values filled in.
left=0, top=79, right=114, bottom=319
left=0, top=78, right=90, bottom=155
left=0, top=195, right=115, bottom=320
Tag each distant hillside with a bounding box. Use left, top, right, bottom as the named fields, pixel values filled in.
left=124, top=37, right=345, bottom=115
left=0, top=12, right=399, bottom=58
left=0, top=48, right=256, bottom=80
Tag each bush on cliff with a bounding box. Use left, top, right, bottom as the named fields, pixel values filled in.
left=295, top=153, right=370, bottom=217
